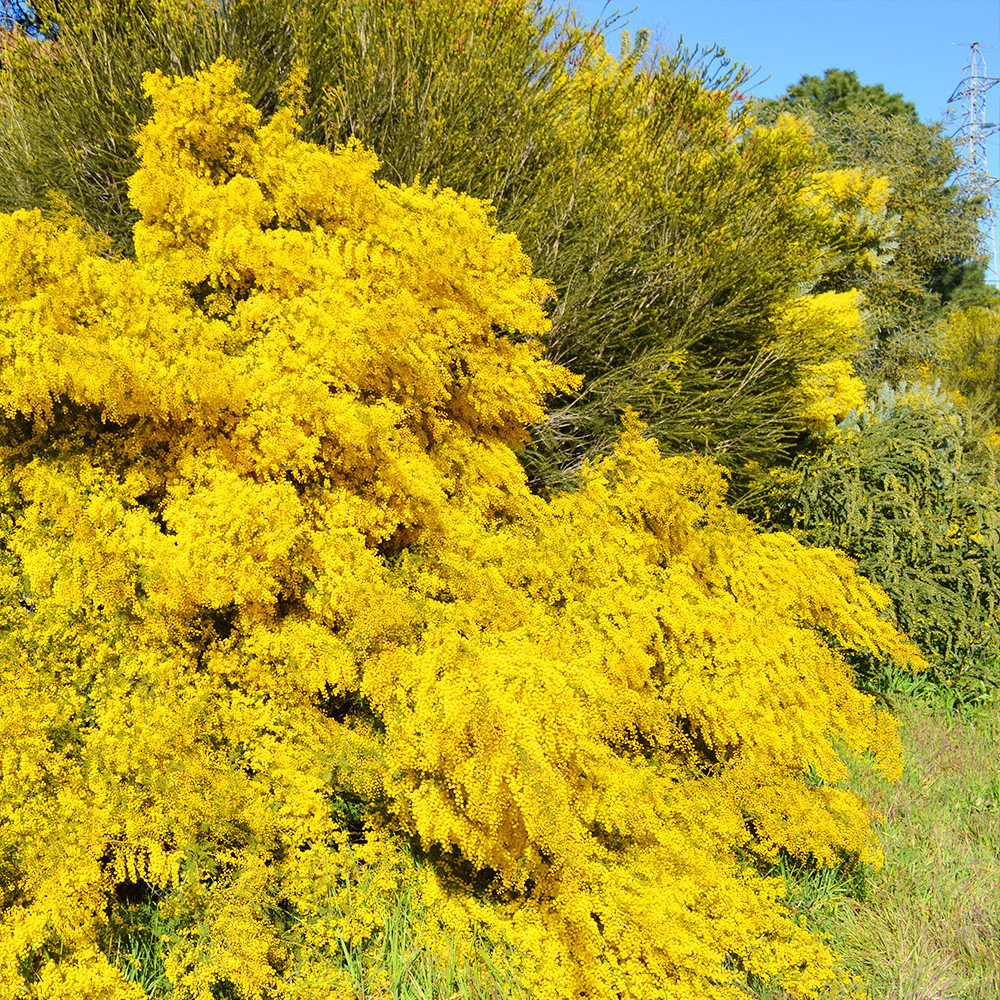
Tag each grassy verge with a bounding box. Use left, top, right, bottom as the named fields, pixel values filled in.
left=826, top=688, right=1000, bottom=1000
left=739, top=679, right=1000, bottom=1000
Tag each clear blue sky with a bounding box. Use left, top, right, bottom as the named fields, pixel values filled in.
left=571, top=0, right=1000, bottom=282
left=571, top=0, right=999, bottom=125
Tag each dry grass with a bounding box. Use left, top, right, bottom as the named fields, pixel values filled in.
left=830, top=695, right=1000, bottom=1000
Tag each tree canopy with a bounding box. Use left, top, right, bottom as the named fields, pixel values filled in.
left=756, top=68, right=919, bottom=122
left=753, top=68, right=990, bottom=387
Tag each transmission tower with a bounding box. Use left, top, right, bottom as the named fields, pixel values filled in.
left=948, top=42, right=1000, bottom=288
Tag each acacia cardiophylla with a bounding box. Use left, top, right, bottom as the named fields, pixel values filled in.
left=2, top=0, right=898, bottom=497
left=0, top=56, right=926, bottom=1000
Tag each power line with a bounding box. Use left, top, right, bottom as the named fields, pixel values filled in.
left=948, top=42, right=999, bottom=288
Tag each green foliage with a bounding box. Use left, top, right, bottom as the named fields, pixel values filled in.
left=753, top=83, right=990, bottom=387
left=776, top=381, right=1000, bottom=700
left=0, top=0, right=605, bottom=262
left=756, top=68, right=919, bottom=122
left=105, top=897, right=174, bottom=998
left=823, top=109, right=989, bottom=385
left=509, top=55, right=830, bottom=488
left=927, top=258, right=1000, bottom=313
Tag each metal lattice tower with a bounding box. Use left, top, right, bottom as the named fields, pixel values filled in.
left=948, top=42, right=1000, bottom=287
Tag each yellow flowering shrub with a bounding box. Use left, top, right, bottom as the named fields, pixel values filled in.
left=933, top=305, right=1000, bottom=428
left=0, top=57, right=924, bottom=1000
left=784, top=110, right=896, bottom=267
left=770, top=289, right=869, bottom=434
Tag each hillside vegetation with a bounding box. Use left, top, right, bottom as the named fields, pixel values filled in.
left=0, top=2, right=998, bottom=998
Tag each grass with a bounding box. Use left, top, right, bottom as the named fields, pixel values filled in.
left=735, top=667, right=1000, bottom=1000
left=105, top=853, right=528, bottom=1000
left=300, top=882, right=528, bottom=1000
left=826, top=689, right=1000, bottom=1000
left=107, top=898, right=174, bottom=998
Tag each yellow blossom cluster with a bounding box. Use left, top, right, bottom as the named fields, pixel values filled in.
left=0, top=57, right=924, bottom=1000
left=771, top=289, right=869, bottom=433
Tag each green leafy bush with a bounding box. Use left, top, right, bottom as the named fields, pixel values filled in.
left=778, top=381, right=1000, bottom=700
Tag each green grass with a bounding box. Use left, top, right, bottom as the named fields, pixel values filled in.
left=106, top=897, right=174, bottom=998
left=733, top=667, right=1000, bottom=1000
left=289, top=881, right=528, bottom=1000
left=825, top=690, right=1000, bottom=1000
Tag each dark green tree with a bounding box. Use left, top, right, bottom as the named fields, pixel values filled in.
left=757, top=68, right=918, bottom=122
left=815, top=105, right=989, bottom=384
left=928, top=259, right=1000, bottom=312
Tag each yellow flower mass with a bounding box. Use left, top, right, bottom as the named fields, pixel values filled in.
left=0, top=57, right=924, bottom=1000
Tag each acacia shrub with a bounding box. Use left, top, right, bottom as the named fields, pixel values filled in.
left=0, top=58, right=925, bottom=1000
left=0, top=0, right=303, bottom=260
left=0, top=0, right=895, bottom=494
left=933, top=305, right=1000, bottom=433
left=773, top=102, right=989, bottom=386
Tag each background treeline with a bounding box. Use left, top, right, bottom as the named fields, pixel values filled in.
left=1, top=2, right=999, bottom=998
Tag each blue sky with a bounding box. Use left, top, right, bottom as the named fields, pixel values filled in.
left=571, top=0, right=999, bottom=125
left=571, top=0, right=1000, bottom=282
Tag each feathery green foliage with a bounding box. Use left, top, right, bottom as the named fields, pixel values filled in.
left=777, top=381, right=1000, bottom=701
left=755, top=68, right=919, bottom=122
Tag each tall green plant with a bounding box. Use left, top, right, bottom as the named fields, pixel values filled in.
left=778, top=381, right=1000, bottom=699
left=934, top=305, right=1000, bottom=432
left=0, top=0, right=301, bottom=259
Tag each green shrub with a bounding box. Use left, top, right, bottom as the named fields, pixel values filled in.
left=779, top=381, right=1000, bottom=701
